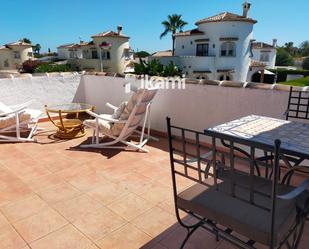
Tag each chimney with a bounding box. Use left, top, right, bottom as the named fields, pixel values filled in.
left=242, top=1, right=251, bottom=18
left=117, top=25, right=122, bottom=35
left=272, top=38, right=277, bottom=47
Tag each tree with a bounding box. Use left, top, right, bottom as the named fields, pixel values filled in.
left=135, top=51, right=150, bottom=58
left=160, top=14, right=187, bottom=56
left=300, top=41, right=309, bottom=57
left=21, top=38, right=31, bottom=44
left=302, top=56, right=309, bottom=70
left=283, top=42, right=298, bottom=57
left=276, top=48, right=294, bottom=66
left=33, top=44, right=41, bottom=54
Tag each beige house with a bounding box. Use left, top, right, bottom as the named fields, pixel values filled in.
left=57, top=26, right=134, bottom=74
left=0, top=41, right=33, bottom=70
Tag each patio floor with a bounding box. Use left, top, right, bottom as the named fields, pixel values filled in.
left=0, top=122, right=308, bottom=249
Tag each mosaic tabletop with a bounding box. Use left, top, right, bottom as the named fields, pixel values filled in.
left=207, top=115, right=309, bottom=157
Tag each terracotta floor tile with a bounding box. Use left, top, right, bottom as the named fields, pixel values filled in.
left=0, top=212, right=9, bottom=229
left=53, top=194, right=103, bottom=222
left=29, top=224, right=97, bottom=249
left=4, top=159, right=50, bottom=182
left=138, top=182, right=173, bottom=205
left=25, top=174, right=65, bottom=192
left=0, top=224, right=27, bottom=249
left=131, top=206, right=177, bottom=238
left=13, top=207, right=68, bottom=243
left=72, top=208, right=126, bottom=241
left=68, top=173, right=109, bottom=192
left=160, top=225, right=220, bottom=249
left=55, top=165, right=96, bottom=182
left=86, top=181, right=129, bottom=205
left=0, top=195, right=48, bottom=223
left=0, top=185, right=33, bottom=207
left=117, top=172, right=154, bottom=195
left=37, top=183, right=81, bottom=204
left=96, top=223, right=151, bottom=249
left=107, top=193, right=155, bottom=221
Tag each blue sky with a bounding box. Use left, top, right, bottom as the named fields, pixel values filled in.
left=1, top=0, right=308, bottom=53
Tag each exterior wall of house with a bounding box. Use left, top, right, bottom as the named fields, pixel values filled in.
left=252, top=48, right=276, bottom=69
left=158, top=21, right=254, bottom=82
left=57, top=47, right=70, bottom=59
left=9, top=46, right=33, bottom=66
left=92, top=36, right=130, bottom=73
left=0, top=49, right=14, bottom=70
left=0, top=46, right=33, bottom=70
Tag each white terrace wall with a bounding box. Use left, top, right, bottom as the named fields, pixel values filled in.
left=0, top=73, right=80, bottom=110
left=74, top=75, right=291, bottom=133
left=0, top=73, right=293, bottom=133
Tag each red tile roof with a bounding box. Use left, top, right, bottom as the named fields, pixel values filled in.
left=91, top=30, right=129, bottom=39
left=195, top=12, right=257, bottom=25
left=174, top=28, right=204, bottom=37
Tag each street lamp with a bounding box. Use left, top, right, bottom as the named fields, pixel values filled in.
left=99, top=41, right=112, bottom=72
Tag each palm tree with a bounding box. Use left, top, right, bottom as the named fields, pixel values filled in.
left=33, top=44, right=41, bottom=54
left=160, top=14, right=187, bottom=56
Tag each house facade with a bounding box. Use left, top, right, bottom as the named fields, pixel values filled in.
left=152, top=2, right=276, bottom=82
left=57, top=26, right=134, bottom=74
left=0, top=41, right=33, bottom=70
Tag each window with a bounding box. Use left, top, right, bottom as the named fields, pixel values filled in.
left=91, top=50, right=98, bottom=59
left=4, top=59, right=9, bottom=68
left=14, top=51, right=20, bottom=59
left=260, top=52, right=269, bottom=62
left=220, top=42, right=236, bottom=57
left=196, top=44, right=209, bottom=56
left=218, top=74, right=232, bottom=81
left=27, top=52, right=33, bottom=57
left=101, top=51, right=110, bottom=60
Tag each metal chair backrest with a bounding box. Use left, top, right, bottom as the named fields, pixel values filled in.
left=166, top=117, right=282, bottom=247
left=286, top=86, right=309, bottom=120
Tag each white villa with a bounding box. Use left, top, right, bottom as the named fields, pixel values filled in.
left=152, top=2, right=277, bottom=82
left=0, top=41, right=33, bottom=70
left=57, top=26, right=134, bottom=74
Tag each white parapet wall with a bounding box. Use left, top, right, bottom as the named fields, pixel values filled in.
left=0, top=73, right=294, bottom=133
left=74, top=75, right=291, bottom=133
left=0, top=73, right=81, bottom=110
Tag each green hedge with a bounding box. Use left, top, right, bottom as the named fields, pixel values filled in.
left=269, top=69, right=309, bottom=82
left=279, top=76, right=309, bottom=87
left=34, top=63, right=72, bottom=73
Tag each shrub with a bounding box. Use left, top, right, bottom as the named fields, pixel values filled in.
left=275, top=48, right=294, bottom=66
left=134, top=51, right=150, bottom=58
left=268, top=69, right=309, bottom=82
left=162, top=61, right=181, bottom=77
left=34, top=63, right=72, bottom=73
left=22, top=60, right=44, bottom=73
left=302, top=57, right=309, bottom=70
left=279, top=76, right=309, bottom=87
left=134, top=58, right=181, bottom=77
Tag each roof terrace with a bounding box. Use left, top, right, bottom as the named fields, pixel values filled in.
left=0, top=73, right=308, bottom=249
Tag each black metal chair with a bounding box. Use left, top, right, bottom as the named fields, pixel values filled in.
left=166, top=117, right=309, bottom=249
left=285, top=86, right=309, bottom=121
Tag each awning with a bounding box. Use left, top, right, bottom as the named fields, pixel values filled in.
left=217, top=69, right=235, bottom=73
left=193, top=70, right=212, bottom=74
left=259, top=69, right=275, bottom=75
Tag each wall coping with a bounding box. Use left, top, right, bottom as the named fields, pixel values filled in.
left=82, top=73, right=306, bottom=92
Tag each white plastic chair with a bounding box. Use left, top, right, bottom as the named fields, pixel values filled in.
left=81, top=86, right=158, bottom=152
left=0, top=100, right=42, bottom=142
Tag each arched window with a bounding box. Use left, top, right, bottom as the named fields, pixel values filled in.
left=260, top=52, right=269, bottom=62
left=220, top=42, right=236, bottom=57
